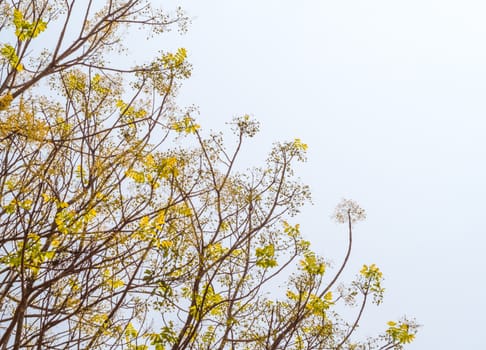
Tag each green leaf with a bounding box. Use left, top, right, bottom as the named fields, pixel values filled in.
left=13, top=8, right=47, bottom=41
left=0, top=44, right=23, bottom=71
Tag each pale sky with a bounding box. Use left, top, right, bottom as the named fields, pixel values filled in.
left=142, top=1, right=486, bottom=348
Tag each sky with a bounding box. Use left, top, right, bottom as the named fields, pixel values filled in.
left=141, top=1, right=486, bottom=348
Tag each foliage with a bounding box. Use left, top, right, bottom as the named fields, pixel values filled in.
left=0, top=1, right=417, bottom=349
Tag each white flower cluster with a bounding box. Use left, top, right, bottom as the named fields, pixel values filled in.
left=232, top=114, right=260, bottom=137
left=333, top=198, right=366, bottom=224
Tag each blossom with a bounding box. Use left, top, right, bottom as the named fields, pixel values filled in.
left=333, top=198, right=366, bottom=224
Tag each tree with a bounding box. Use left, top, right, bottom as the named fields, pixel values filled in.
left=0, top=1, right=418, bottom=349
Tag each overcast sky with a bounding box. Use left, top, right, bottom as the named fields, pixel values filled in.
left=141, top=1, right=486, bottom=348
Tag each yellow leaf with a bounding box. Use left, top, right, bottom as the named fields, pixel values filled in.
left=51, top=238, right=60, bottom=248
left=139, top=216, right=150, bottom=228
left=0, top=93, right=13, bottom=111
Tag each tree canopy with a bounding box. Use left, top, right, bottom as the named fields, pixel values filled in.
left=0, top=1, right=417, bottom=349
